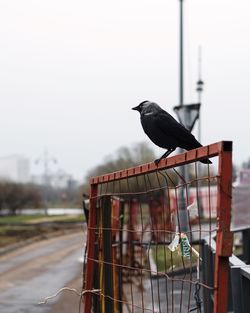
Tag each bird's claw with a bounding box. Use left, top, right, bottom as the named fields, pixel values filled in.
left=154, top=158, right=161, bottom=165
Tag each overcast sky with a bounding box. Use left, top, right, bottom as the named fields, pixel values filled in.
left=0, top=0, right=250, bottom=181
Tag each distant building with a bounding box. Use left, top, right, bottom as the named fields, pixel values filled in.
left=0, top=155, right=30, bottom=183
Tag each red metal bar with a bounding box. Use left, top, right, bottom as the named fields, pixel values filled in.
left=213, top=141, right=233, bottom=313
left=90, top=142, right=226, bottom=185
left=83, top=183, right=98, bottom=312
left=84, top=141, right=233, bottom=313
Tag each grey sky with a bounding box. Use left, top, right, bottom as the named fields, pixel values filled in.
left=0, top=0, right=250, bottom=181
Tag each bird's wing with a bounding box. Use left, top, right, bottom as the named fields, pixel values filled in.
left=155, top=110, right=201, bottom=149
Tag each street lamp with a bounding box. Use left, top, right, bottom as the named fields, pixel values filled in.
left=196, top=80, right=204, bottom=96
left=196, top=47, right=204, bottom=142
left=175, top=0, right=202, bottom=234
left=173, top=103, right=201, bottom=132
left=35, top=149, right=57, bottom=215
left=173, top=103, right=201, bottom=234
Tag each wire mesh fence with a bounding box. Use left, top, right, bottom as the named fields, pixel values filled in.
left=82, top=141, right=233, bottom=313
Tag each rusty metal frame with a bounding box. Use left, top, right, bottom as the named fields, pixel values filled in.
left=213, top=141, right=233, bottom=313
left=83, top=141, right=233, bottom=313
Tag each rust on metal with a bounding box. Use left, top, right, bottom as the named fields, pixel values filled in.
left=83, top=184, right=98, bottom=312
left=213, top=141, right=233, bottom=313
left=90, top=141, right=229, bottom=185
left=216, top=231, right=233, bottom=256
left=84, top=141, right=233, bottom=313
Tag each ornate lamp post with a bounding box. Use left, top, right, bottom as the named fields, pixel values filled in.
left=174, top=0, right=201, bottom=233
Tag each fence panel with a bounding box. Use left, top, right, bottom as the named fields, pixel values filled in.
left=83, top=141, right=233, bottom=313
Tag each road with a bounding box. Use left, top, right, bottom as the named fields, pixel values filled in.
left=0, top=231, right=85, bottom=313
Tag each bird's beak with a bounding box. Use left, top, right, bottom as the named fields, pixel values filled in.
left=132, top=105, right=140, bottom=111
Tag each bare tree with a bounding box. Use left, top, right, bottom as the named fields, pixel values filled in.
left=0, top=182, right=42, bottom=215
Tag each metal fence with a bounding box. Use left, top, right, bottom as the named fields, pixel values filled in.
left=82, top=141, right=233, bottom=313
left=203, top=226, right=250, bottom=313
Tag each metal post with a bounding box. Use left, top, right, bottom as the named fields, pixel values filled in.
left=118, top=201, right=125, bottom=313
left=35, top=149, right=57, bottom=215
left=196, top=47, right=204, bottom=217
left=241, top=268, right=250, bottom=313
left=177, top=0, right=189, bottom=233
left=213, top=142, right=233, bottom=313
left=202, top=242, right=214, bottom=313
left=179, top=0, right=184, bottom=106
left=43, top=150, right=49, bottom=215
left=101, top=196, right=114, bottom=313
left=197, top=46, right=203, bottom=142
left=83, top=183, right=98, bottom=312
left=230, top=266, right=243, bottom=313
left=242, top=229, right=250, bottom=264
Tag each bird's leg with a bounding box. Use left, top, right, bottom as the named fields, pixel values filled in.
left=160, top=149, right=175, bottom=159
left=154, top=148, right=175, bottom=165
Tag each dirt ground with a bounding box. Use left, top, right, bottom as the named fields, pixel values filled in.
left=0, top=231, right=85, bottom=313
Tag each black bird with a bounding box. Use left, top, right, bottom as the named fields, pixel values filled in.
left=132, top=101, right=212, bottom=164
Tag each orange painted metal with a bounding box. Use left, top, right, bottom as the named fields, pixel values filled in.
left=84, top=141, right=233, bottom=313
left=90, top=142, right=223, bottom=185
left=83, top=183, right=98, bottom=313
left=213, top=141, right=233, bottom=313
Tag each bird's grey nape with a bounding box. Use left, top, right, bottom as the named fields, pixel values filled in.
left=139, top=100, right=150, bottom=106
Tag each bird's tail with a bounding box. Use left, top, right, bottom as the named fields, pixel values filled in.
left=187, top=142, right=212, bottom=164
left=199, top=158, right=212, bottom=164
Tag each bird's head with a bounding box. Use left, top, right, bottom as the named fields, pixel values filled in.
left=132, top=101, right=151, bottom=113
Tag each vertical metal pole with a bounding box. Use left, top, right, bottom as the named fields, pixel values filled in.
left=101, top=196, right=114, bottom=313
left=202, top=242, right=214, bottom=313
left=242, top=229, right=250, bottom=264
left=197, top=47, right=203, bottom=217
left=213, top=142, right=233, bottom=313
left=197, top=46, right=202, bottom=142
left=179, top=0, right=184, bottom=106
left=230, top=266, right=243, bottom=313
left=43, top=149, right=49, bottom=216
left=241, top=272, right=250, bottom=313
left=178, top=0, right=189, bottom=233
left=83, top=183, right=98, bottom=313
left=36, top=148, right=57, bottom=215
left=118, top=201, right=124, bottom=313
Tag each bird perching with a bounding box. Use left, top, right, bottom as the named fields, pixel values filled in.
left=132, top=101, right=212, bottom=165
